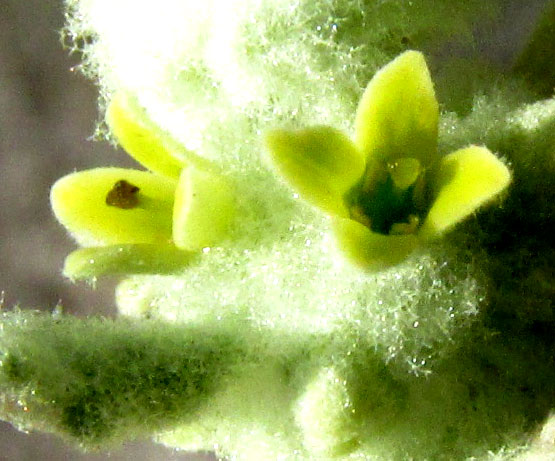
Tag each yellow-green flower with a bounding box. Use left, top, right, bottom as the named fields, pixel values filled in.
left=266, top=51, right=511, bottom=271
left=51, top=92, right=234, bottom=280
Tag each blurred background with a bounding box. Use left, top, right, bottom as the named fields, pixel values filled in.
left=0, top=0, right=213, bottom=459
left=0, top=0, right=551, bottom=459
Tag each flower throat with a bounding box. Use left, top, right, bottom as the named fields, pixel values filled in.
left=349, top=158, right=429, bottom=235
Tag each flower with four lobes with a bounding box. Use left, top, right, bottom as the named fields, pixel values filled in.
left=266, top=51, right=511, bottom=270
left=51, top=92, right=234, bottom=280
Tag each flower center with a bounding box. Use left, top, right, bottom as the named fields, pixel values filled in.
left=349, top=158, right=428, bottom=235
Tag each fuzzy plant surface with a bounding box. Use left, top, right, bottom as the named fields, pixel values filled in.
left=1, top=0, right=555, bottom=460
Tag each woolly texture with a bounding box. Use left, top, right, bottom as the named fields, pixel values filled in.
left=0, top=0, right=554, bottom=460
left=0, top=310, right=244, bottom=448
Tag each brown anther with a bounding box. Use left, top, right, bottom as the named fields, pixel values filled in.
left=350, top=205, right=372, bottom=229
left=106, top=179, right=140, bottom=209
left=390, top=214, right=420, bottom=235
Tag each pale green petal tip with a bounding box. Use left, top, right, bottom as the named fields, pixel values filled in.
left=420, top=146, right=512, bottom=239
left=332, top=218, right=419, bottom=271
left=51, top=167, right=175, bottom=246
left=63, top=245, right=197, bottom=282
left=265, top=126, right=365, bottom=217
left=355, top=50, right=439, bottom=166
left=173, top=167, right=235, bottom=250
left=106, top=92, right=187, bottom=179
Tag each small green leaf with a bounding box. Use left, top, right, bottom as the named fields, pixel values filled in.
left=419, top=146, right=511, bottom=239
left=332, top=217, right=419, bottom=271
left=173, top=167, right=235, bottom=250
left=51, top=167, right=176, bottom=246
left=265, top=126, right=366, bottom=216
left=355, top=50, right=439, bottom=168
left=106, top=92, right=188, bottom=179
left=63, top=244, right=197, bottom=281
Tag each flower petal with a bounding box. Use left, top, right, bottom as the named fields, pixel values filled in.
left=106, top=92, right=189, bottom=179
left=173, top=167, right=235, bottom=250
left=355, top=50, right=439, bottom=167
left=63, top=244, right=196, bottom=282
left=332, top=217, right=419, bottom=270
left=419, top=146, right=511, bottom=239
left=265, top=126, right=366, bottom=216
left=51, top=168, right=176, bottom=246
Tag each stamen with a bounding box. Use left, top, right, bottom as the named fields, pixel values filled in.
left=350, top=205, right=372, bottom=229
left=106, top=180, right=140, bottom=209
left=390, top=214, right=420, bottom=235
left=411, top=173, right=428, bottom=212
left=387, top=158, right=422, bottom=190
left=361, top=159, right=387, bottom=194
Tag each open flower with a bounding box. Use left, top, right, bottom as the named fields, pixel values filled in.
left=51, top=92, right=234, bottom=280
left=266, top=51, right=511, bottom=270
